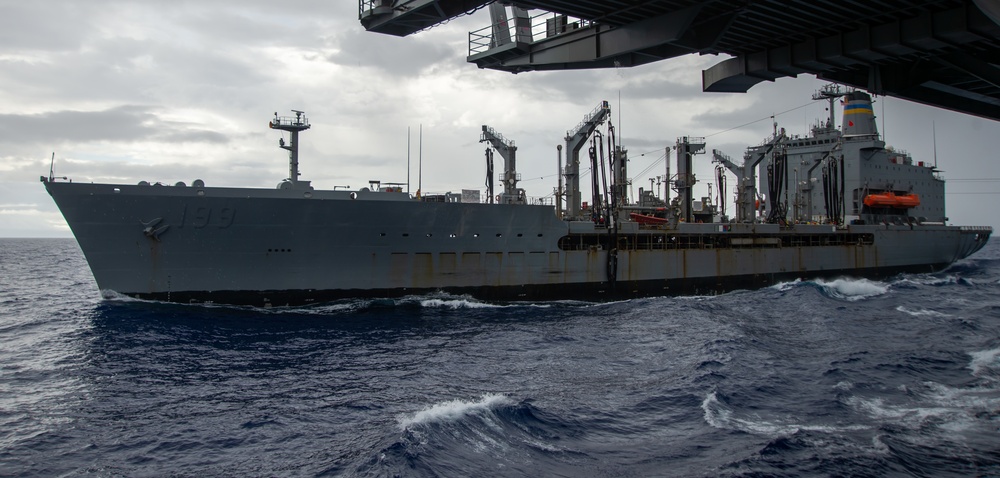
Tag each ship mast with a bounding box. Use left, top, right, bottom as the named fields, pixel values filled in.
left=812, top=84, right=846, bottom=130
left=270, top=110, right=311, bottom=187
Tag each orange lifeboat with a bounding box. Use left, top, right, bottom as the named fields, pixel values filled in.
left=863, top=192, right=920, bottom=209
left=629, top=212, right=668, bottom=225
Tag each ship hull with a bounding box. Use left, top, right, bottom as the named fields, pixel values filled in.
left=46, top=181, right=991, bottom=306
left=122, top=262, right=952, bottom=305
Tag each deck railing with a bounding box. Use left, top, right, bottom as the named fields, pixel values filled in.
left=469, top=11, right=592, bottom=57
left=358, top=0, right=391, bottom=19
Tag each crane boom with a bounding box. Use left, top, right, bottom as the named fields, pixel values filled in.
left=563, top=101, right=611, bottom=218
left=480, top=125, right=525, bottom=204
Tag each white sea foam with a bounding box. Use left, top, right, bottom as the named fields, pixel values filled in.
left=771, top=277, right=889, bottom=300
left=896, top=275, right=962, bottom=287
left=815, top=278, right=889, bottom=301
left=409, top=293, right=555, bottom=309
left=418, top=298, right=506, bottom=309
left=847, top=379, right=1000, bottom=436
left=523, top=437, right=566, bottom=453
left=923, top=381, right=1000, bottom=424
left=100, top=289, right=369, bottom=314
left=295, top=302, right=363, bottom=314
left=398, top=393, right=511, bottom=429
left=870, top=435, right=890, bottom=454
left=771, top=279, right=802, bottom=292
left=700, top=392, right=730, bottom=429
left=833, top=381, right=854, bottom=391
left=674, top=294, right=722, bottom=301
left=420, top=298, right=557, bottom=309
left=895, top=305, right=951, bottom=318
left=701, top=391, right=866, bottom=437
left=847, top=396, right=950, bottom=425
left=100, top=290, right=144, bottom=302
left=968, top=348, right=1000, bottom=379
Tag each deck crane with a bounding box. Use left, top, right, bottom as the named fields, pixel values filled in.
left=712, top=129, right=786, bottom=223
left=563, top=101, right=611, bottom=218
left=480, top=125, right=525, bottom=204
left=712, top=149, right=755, bottom=223
left=674, top=136, right=706, bottom=223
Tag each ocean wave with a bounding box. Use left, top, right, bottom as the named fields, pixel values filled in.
left=815, top=278, right=889, bottom=301
left=834, top=381, right=854, bottom=391
left=943, top=257, right=999, bottom=274
left=771, top=277, right=889, bottom=301
left=675, top=293, right=729, bottom=301
left=846, top=378, right=1000, bottom=436
left=361, top=397, right=591, bottom=477
left=924, top=380, right=1000, bottom=414
left=968, top=348, right=1000, bottom=380
left=771, top=278, right=803, bottom=292
left=847, top=396, right=953, bottom=427
left=701, top=391, right=867, bottom=437
left=398, top=393, right=512, bottom=429
left=417, top=298, right=508, bottom=309
left=895, top=275, right=975, bottom=287
left=318, top=293, right=559, bottom=312
left=394, top=292, right=564, bottom=310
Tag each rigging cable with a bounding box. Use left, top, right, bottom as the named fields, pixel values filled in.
left=485, top=147, right=494, bottom=204
left=599, top=131, right=610, bottom=223
left=606, top=122, right=619, bottom=290
left=589, top=133, right=603, bottom=223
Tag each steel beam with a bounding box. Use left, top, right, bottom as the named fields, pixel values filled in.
left=359, top=0, right=490, bottom=36
left=468, top=5, right=703, bottom=72
left=703, top=4, right=1000, bottom=120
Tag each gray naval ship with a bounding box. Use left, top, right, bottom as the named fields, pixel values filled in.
left=44, top=86, right=992, bottom=306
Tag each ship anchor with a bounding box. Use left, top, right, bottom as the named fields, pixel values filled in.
left=141, top=218, right=169, bottom=241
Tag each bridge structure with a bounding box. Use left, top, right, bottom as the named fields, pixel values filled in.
left=359, top=0, right=1000, bottom=121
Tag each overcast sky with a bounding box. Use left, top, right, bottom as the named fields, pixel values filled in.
left=2, top=1, right=998, bottom=237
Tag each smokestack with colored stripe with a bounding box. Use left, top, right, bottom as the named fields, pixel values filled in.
left=842, top=91, right=878, bottom=137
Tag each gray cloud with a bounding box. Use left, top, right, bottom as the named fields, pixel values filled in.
left=0, top=106, right=227, bottom=144
left=325, top=28, right=460, bottom=76
left=0, top=2, right=96, bottom=52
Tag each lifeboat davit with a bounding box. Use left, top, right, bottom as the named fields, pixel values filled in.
left=863, top=192, right=920, bottom=209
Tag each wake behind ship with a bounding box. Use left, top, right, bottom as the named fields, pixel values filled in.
left=44, top=89, right=991, bottom=306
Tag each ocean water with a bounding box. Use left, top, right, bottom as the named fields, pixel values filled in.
left=1, top=238, right=999, bottom=477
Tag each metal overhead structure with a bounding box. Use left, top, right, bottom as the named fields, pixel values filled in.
left=359, top=0, right=1000, bottom=122
left=357, top=0, right=491, bottom=37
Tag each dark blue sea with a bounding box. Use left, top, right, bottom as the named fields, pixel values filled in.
left=1, top=238, right=999, bottom=477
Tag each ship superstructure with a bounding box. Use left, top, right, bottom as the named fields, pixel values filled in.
left=43, top=89, right=991, bottom=306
